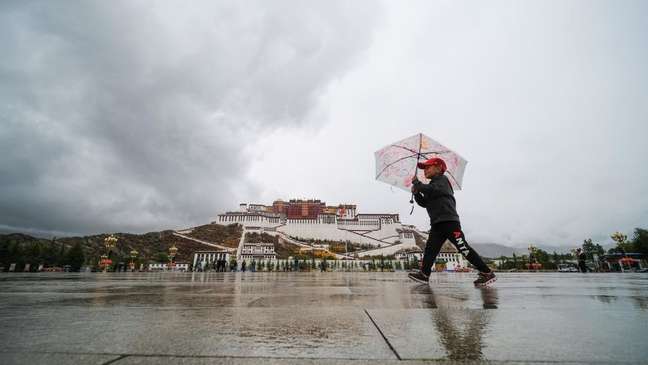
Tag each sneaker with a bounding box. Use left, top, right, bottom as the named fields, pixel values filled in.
left=474, top=271, right=496, bottom=287
left=408, top=270, right=429, bottom=284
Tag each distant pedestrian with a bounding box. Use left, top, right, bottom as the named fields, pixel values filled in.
left=241, top=260, right=247, bottom=272
left=407, top=158, right=496, bottom=287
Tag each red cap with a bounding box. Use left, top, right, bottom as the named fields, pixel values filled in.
left=417, top=158, right=447, bottom=173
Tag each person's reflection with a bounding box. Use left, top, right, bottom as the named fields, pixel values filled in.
left=416, top=286, right=498, bottom=360
left=480, top=287, right=498, bottom=309
left=630, top=287, right=648, bottom=311
left=409, top=283, right=437, bottom=308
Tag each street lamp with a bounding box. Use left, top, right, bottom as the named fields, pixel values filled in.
left=168, top=244, right=178, bottom=271
left=101, top=235, right=118, bottom=271
left=611, top=231, right=629, bottom=272
left=129, top=249, right=139, bottom=271
left=105, top=234, right=117, bottom=251
left=527, top=244, right=541, bottom=271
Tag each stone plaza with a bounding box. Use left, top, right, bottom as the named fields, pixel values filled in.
left=1, top=272, right=647, bottom=364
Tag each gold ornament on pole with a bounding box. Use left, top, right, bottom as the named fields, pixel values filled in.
left=168, top=244, right=178, bottom=271
left=129, top=249, right=139, bottom=271
left=100, top=235, right=118, bottom=271
left=526, top=244, right=541, bottom=270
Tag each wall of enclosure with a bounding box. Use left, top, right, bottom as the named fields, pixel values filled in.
left=191, top=258, right=467, bottom=272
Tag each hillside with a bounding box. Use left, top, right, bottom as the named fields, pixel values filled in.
left=0, top=223, right=243, bottom=270
left=469, top=243, right=527, bottom=258
left=183, top=224, right=242, bottom=249
left=412, top=230, right=457, bottom=253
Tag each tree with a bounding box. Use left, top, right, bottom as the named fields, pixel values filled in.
left=394, top=261, right=402, bottom=270
left=534, top=248, right=549, bottom=264
left=630, top=228, right=648, bottom=256
left=64, top=242, right=85, bottom=272
left=512, top=253, right=518, bottom=269
left=411, top=256, right=420, bottom=271
left=498, top=256, right=507, bottom=270
left=7, top=242, right=24, bottom=269
left=611, top=231, right=633, bottom=254
left=43, top=240, right=62, bottom=266
left=582, top=239, right=605, bottom=260
left=155, top=252, right=169, bottom=263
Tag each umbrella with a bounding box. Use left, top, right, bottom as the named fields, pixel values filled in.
left=374, top=133, right=467, bottom=192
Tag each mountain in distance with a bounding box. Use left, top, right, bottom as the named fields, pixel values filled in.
left=470, top=243, right=526, bottom=258
left=471, top=243, right=576, bottom=258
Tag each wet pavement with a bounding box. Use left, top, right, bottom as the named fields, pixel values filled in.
left=1, top=272, right=647, bottom=364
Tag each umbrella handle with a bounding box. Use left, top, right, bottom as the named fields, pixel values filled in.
left=410, top=194, right=414, bottom=215
left=410, top=133, right=423, bottom=215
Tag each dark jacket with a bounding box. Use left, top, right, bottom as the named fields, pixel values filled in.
left=412, top=174, right=460, bottom=225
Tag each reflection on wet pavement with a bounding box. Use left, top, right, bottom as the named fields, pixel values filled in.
left=1, top=272, right=647, bottom=364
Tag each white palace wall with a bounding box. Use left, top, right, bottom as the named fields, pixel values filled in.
left=355, top=240, right=419, bottom=257
left=216, top=214, right=416, bottom=247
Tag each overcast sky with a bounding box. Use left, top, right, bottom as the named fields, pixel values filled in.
left=1, top=1, right=647, bottom=247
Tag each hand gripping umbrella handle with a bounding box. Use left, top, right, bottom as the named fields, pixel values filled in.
left=410, top=133, right=423, bottom=215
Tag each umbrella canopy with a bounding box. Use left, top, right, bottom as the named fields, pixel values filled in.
left=374, top=133, right=467, bottom=192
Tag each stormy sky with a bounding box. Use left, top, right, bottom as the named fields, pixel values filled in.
left=2, top=1, right=647, bottom=247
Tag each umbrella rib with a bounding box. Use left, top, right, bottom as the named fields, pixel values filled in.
left=391, top=144, right=453, bottom=158
left=390, top=144, right=422, bottom=156
left=375, top=153, right=419, bottom=179
left=446, top=170, right=460, bottom=189
left=375, top=149, right=456, bottom=180
left=419, top=149, right=453, bottom=157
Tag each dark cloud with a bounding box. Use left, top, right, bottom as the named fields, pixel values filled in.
left=0, top=1, right=381, bottom=235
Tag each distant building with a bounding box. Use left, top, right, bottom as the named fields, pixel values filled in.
left=395, top=247, right=423, bottom=261
left=193, top=250, right=231, bottom=270
left=215, top=198, right=415, bottom=254
left=393, top=241, right=467, bottom=271
left=148, top=263, right=166, bottom=271
left=601, top=253, right=645, bottom=272
left=148, top=263, right=189, bottom=271
left=436, top=241, right=467, bottom=271
left=436, top=251, right=466, bottom=271
left=241, top=243, right=276, bottom=260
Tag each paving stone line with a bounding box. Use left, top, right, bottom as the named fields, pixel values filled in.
left=364, top=308, right=402, bottom=360
left=102, top=354, right=129, bottom=365
left=1, top=350, right=642, bottom=364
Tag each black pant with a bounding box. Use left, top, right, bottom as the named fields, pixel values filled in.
left=578, top=261, right=588, bottom=273
left=421, top=221, right=491, bottom=275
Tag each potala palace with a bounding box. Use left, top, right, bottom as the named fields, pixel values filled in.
left=213, top=198, right=466, bottom=269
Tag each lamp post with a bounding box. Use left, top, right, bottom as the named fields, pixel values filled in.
left=168, top=244, right=178, bottom=271
left=527, top=244, right=541, bottom=271
left=129, top=249, right=139, bottom=272
left=611, top=231, right=628, bottom=272
left=101, top=235, right=118, bottom=272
